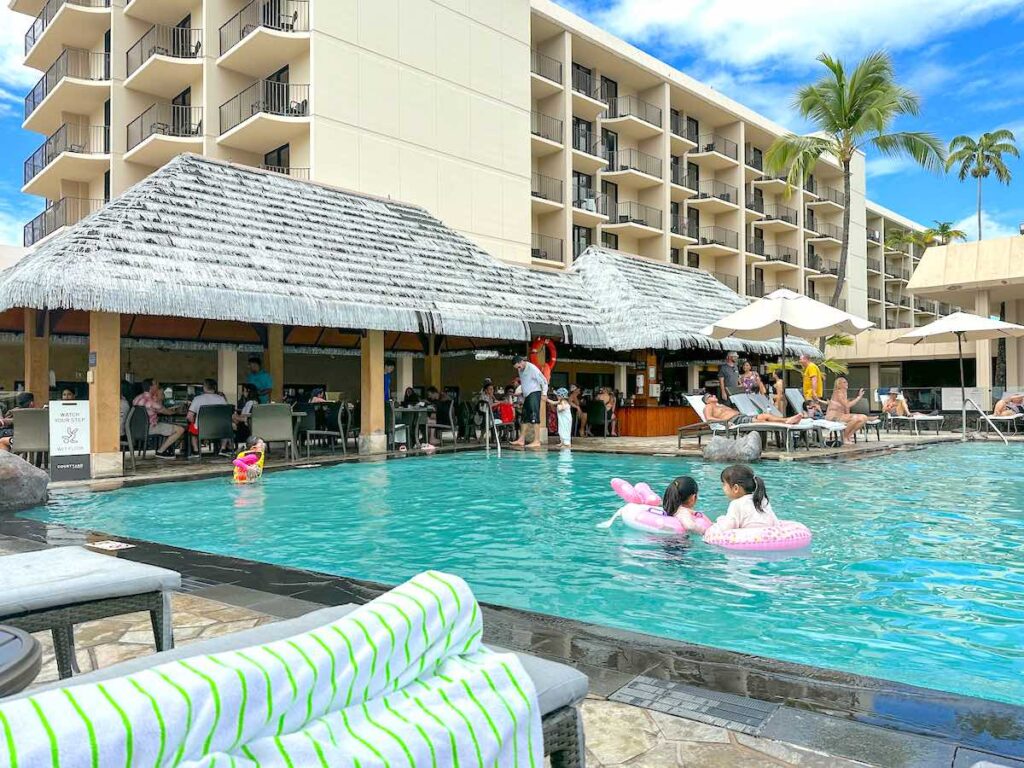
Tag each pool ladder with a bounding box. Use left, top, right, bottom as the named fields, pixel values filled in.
left=964, top=397, right=1009, bottom=445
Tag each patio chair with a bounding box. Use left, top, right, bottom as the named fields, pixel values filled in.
left=345, top=401, right=361, bottom=450
left=10, top=408, right=48, bottom=468
left=291, top=403, right=316, bottom=454
left=120, top=406, right=152, bottom=472
left=250, top=403, right=296, bottom=462
left=426, top=399, right=458, bottom=446
left=194, top=403, right=235, bottom=461
left=385, top=400, right=408, bottom=450
left=731, top=393, right=813, bottom=451
left=305, top=401, right=345, bottom=455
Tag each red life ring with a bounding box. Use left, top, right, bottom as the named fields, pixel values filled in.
left=529, top=337, right=557, bottom=381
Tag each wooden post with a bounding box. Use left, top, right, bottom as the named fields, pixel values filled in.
left=23, top=309, right=50, bottom=401
left=217, top=347, right=238, bottom=402
left=426, top=334, right=442, bottom=390
left=88, top=311, right=122, bottom=478
left=266, top=324, right=284, bottom=402
left=645, top=351, right=659, bottom=399
left=396, top=354, right=413, bottom=394
left=359, top=330, right=386, bottom=453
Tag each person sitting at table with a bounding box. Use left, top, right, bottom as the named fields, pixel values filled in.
left=133, top=378, right=185, bottom=459
left=232, top=383, right=260, bottom=444
left=309, top=387, right=328, bottom=403
left=479, top=379, right=496, bottom=407
left=187, top=378, right=231, bottom=458
left=60, top=387, right=76, bottom=401
left=246, top=355, right=273, bottom=404
left=402, top=387, right=420, bottom=407
left=425, top=386, right=454, bottom=445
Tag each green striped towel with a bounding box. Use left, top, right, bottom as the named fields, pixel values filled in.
left=0, top=570, right=543, bottom=767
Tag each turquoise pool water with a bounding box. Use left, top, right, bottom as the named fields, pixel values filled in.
left=22, top=444, right=1024, bottom=705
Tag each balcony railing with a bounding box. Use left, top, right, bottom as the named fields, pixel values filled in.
left=745, top=194, right=764, bottom=213
left=762, top=203, right=797, bottom=225
left=815, top=185, right=845, bottom=206
left=260, top=164, right=309, bottom=179
left=532, top=233, right=563, bottom=263
left=748, top=238, right=766, bottom=256
left=885, top=292, right=899, bottom=305
left=804, top=179, right=817, bottom=196
left=611, top=201, right=661, bottom=229
left=745, top=149, right=763, bottom=170
left=220, top=80, right=309, bottom=134
left=128, top=103, right=203, bottom=150
left=747, top=280, right=765, bottom=296
left=867, top=257, right=881, bottom=272
left=530, top=49, right=562, bottom=84
left=604, top=147, right=661, bottom=178
left=25, top=48, right=109, bottom=121
left=694, top=134, right=738, bottom=160
left=694, top=179, right=737, bottom=204
left=24, top=123, right=108, bottom=184
left=696, top=226, right=739, bottom=249
left=24, top=196, right=102, bottom=246
left=810, top=294, right=846, bottom=311
left=670, top=162, right=698, bottom=189
left=25, top=0, right=109, bottom=55
left=572, top=187, right=607, bottom=215
left=669, top=112, right=697, bottom=143
left=531, top=171, right=563, bottom=204
left=899, top=295, right=911, bottom=308
left=571, top=128, right=602, bottom=157
left=712, top=272, right=739, bottom=292
left=867, top=228, right=881, bottom=243
left=571, top=67, right=600, bottom=99
left=765, top=244, right=798, bottom=264
left=808, top=257, right=840, bottom=275
left=531, top=111, right=562, bottom=144
left=604, top=95, right=661, bottom=127
left=811, top=222, right=843, bottom=240
left=127, top=23, right=203, bottom=76
left=670, top=214, right=697, bottom=239
left=915, top=298, right=934, bottom=312
left=220, top=0, right=309, bottom=55
left=867, top=287, right=882, bottom=300
left=869, top=314, right=882, bottom=326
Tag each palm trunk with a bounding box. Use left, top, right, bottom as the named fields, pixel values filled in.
left=828, top=160, right=853, bottom=340
left=977, top=175, right=983, bottom=241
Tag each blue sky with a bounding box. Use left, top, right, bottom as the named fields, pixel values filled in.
left=0, top=2, right=1022, bottom=244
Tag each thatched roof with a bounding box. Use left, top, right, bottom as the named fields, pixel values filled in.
left=0, top=154, right=811, bottom=356
left=570, top=248, right=817, bottom=356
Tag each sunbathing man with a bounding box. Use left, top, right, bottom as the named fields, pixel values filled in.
left=825, top=376, right=869, bottom=444
left=993, top=393, right=1024, bottom=416
left=882, top=389, right=916, bottom=418
left=702, top=393, right=803, bottom=426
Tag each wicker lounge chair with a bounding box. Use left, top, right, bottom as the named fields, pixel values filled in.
left=731, top=393, right=814, bottom=451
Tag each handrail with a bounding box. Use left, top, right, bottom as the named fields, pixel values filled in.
left=964, top=397, right=1008, bottom=444
left=220, top=0, right=308, bottom=55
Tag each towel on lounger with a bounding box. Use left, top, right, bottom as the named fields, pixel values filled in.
left=0, top=570, right=543, bottom=767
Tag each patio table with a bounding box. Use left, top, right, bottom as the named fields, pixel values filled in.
left=394, top=406, right=433, bottom=447
left=0, top=625, right=41, bottom=697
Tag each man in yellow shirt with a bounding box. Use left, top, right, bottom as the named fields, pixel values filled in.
left=801, top=354, right=824, bottom=401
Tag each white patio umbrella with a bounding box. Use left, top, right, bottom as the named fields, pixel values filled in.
left=700, top=288, right=875, bottom=380
left=890, top=311, right=1024, bottom=439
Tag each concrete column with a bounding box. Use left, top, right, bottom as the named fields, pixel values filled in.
left=396, top=354, right=413, bottom=394
left=217, top=347, right=238, bottom=402
left=22, top=309, right=50, bottom=401
left=426, top=334, right=442, bottom=389
left=975, top=290, right=992, bottom=391
left=869, top=362, right=880, bottom=405
left=1006, top=300, right=1021, bottom=390
left=359, top=330, right=386, bottom=454
left=1015, top=300, right=1024, bottom=390
left=265, top=324, right=285, bottom=402
left=615, top=363, right=627, bottom=394
left=88, top=311, right=122, bottom=478
left=687, top=364, right=700, bottom=393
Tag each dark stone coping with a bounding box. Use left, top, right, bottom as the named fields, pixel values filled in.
left=1, top=513, right=1022, bottom=761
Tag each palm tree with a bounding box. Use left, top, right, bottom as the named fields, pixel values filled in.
left=765, top=52, right=945, bottom=311
left=946, top=130, right=1019, bottom=240
left=924, top=220, right=967, bottom=245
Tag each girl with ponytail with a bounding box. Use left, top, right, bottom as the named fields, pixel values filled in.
left=717, top=464, right=779, bottom=530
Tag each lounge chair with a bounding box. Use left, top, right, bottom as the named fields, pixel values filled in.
left=877, top=392, right=944, bottom=435
left=5, top=573, right=588, bottom=767
left=750, top=393, right=845, bottom=447
left=731, top=393, right=814, bottom=452
left=974, top=409, right=1022, bottom=434
left=678, top=394, right=782, bottom=447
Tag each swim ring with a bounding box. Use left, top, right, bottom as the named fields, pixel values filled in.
left=232, top=450, right=264, bottom=483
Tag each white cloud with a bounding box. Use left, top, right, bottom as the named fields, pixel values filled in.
left=0, top=8, right=37, bottom=91
left=589, top=0, right=1022, bottom=70
left=866, top=156, right=917, bottom=178
left=953, top=209, right=1022, bottom=241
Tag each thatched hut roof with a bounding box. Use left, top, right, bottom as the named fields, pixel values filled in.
left=0, top=154, right=812, bottom=356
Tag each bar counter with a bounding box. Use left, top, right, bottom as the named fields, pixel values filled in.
left=616, top=405, right=700, bottom=437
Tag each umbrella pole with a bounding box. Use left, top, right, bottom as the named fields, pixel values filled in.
left=958, top=332, right=967, bottom=441
left=780, top=323, right=787, bottom=391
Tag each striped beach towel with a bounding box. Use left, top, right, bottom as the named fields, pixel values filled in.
left=0, top=570, right=543, bottom=767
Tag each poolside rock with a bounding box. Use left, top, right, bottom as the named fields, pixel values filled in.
left=702, top=433, right=762, bottom=462
left=0, top=450, right=49, bottom=513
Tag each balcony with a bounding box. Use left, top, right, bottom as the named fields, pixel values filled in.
left=604, top=201, right=662, bottom=238
left=744, top=149, right=763, bottom=172
left=530, top=111, right=562, bottom=154
left=10, top=0, right=47, bottom=16
left=761, top=244, right=800, bottom=271
left=885, top=267, right=911, bottom=282
left=218, top=80, right=309, bottom=153
left=754, top=203, right=798, bottom=232
left=125, top=24, right=203, bottom=98
left=531, top=172, right=563, bottom=213
left=602, top=95, right=661, bottom=139
left=24, top=49, right=110, bottom=135
left=711, top=271, right=740, bottom=292
left=669, top=214, right=698, bottom=244
left=867, top=228, right=882, bottom=244
left=915, top=299, right=935, bottom=314
left=124, top=0, right=196, bottom=25
left=688, top=134, right=739, bottom=170
left=532, top=233, right=564, bottom=265
left=670, top=162, right=698, bottom=198
left=125, top=103, right=203, bottom=166
left=23, top=196, right=102, bottom=247
left=24, top=0, right=110, bottom=72
left=867, top=257, right=881, bottom=274
left=752, top=173, right=791, bottom=194
left=806, top=184, right=845, bottom=211
left=571, top=188, right=609, bottom=226
left=603, top=148, right=662, bottom=187
left=530, top=50, right=562, bottom=98
left=746, top=238, right=766, bottom=260
left=869, top=314, right=882, bottom=326
left=570, top=67, right=605, bottom=120
left=744, top=193, right=765, bottom=220
left=687, top=179, right=738, bottom=214
left=807, top=257, right=840, bottom=280
left=690, top=226, right=739, bottom=256
left=22, top=123, right=108, bottom=198
left=260, top=164, right=309, bottom=179
left=669, top=112, right=698, bottom=151
left=809, top=294, right=847, bottom=311
left=806, top=221, right=842, bottom=245
left=570, top=130, right=605, bottom=173
left=218, top=0, right=309, bottom=77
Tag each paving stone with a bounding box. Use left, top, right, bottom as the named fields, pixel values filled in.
left=582, top=699, right=659, bottom=766
left=953, top=747, right=1024, bottom=768
left=649, top=710, right=730, bottom=744
left=736, top=733, right=874, bottom=767
left=673, top=740, right=780, bottom=767
left=197, top=618, right=261, bottom=639
left=622, top=742, right=683, bottom=767
left=90, top=642, right=150, bottom=669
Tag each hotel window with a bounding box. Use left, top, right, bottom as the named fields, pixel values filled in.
left=264, top=143, right=290, bottom=172
left=601, top=232, right=618, bottom=250
left=572, top=225, right=592, bottom=260
left=670, top=247, right=682, bottom=265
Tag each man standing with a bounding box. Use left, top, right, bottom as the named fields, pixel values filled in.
left=718, top=352, right=739, bottom=403
left=384, top=362, right=395, bottom=403
left=511, top=355, right=547, bottom=448
left=800, top=353, right=824, bottom=403
left=247, top=355, right=273, bottom=404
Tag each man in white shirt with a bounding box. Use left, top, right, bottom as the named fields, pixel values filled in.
left=187, top=378, right=230, bottom=457
left=511, top=355, right=548, bottom=448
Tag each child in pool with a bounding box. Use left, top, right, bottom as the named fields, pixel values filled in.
left=713, top=464, right=779, bottom=531
left=233, top=436, right=266, bottom=483
left=661, top=476, right=699, bottom=520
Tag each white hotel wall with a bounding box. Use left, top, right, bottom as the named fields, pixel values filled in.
left=310, top=0, right=534, bottom=264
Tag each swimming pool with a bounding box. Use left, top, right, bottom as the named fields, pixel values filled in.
left=21, top=444, right=1024, bottom=706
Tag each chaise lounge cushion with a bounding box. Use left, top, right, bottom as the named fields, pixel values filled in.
left=19, top=604, right=589, bottom=715
left=0, top=547, right=181, bottom=616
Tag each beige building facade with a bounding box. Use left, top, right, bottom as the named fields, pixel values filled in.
left=13, top=0, right=946, bottom=365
